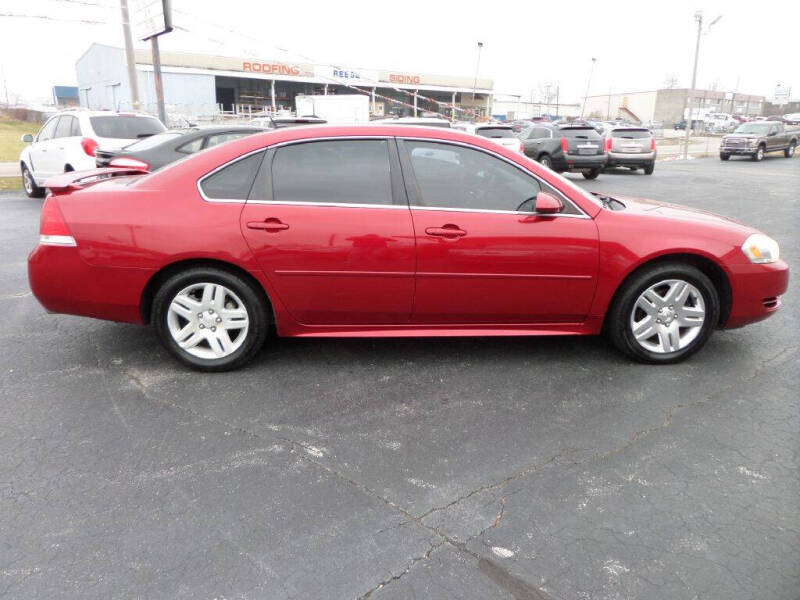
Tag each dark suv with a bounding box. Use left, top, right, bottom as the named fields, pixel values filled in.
left=517, top=123, right=608, bottom=179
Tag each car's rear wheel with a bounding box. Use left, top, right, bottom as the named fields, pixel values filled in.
left=21, top=165, right=45, bottom=198
left=582, top=168, right=601, bottom=180
left=643, top=162, right=655, bottom=175
left=606, top=263, right=719, bottom=364
left=785, top=142, right=796, bottom=158
left=538, top=154, right=553, bottom=169
left=752, top=146, right=764, bottom=161
left=719, top=153, right=730, bottom=161
left=152, top=267, right=268, bottom=371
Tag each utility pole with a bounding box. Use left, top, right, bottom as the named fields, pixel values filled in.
left=119, top=0, right=140, bottom=110
left=472, top=41, right=483, bottom=107
left=580, top=58, right=596, bottom=118
left=151, top=36, right=167, bottom=124
left=606, top=87, right=612, bottom=120
left=684, top=13, right=721, bottom=159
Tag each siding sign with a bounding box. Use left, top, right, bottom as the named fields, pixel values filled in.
left=132, top=0, right=173, bottom=41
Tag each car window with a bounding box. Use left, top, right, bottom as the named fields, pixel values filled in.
left=88, top=115, right=166, bottom=139
left=70, top=117, right=82, bottom=137
left=205, top=132, right=252, bottom=149
left=404, top=140, right=545, bottom=212
left=200, top=151, right=265, bottom=200
left=533, top=127, right=549, bottom=139
left=475, top=127, right=515, bottom=139
left=611, top=129, right=651, bottom=139
left=176, top=137, right=205, bottom=154
left=124, top=131, right=184, bottom=151
left=54, top=116, right=76, bottom=138
left=37, top=117, right=59, bottom=142
left=271, top=140, right=393, bottom=206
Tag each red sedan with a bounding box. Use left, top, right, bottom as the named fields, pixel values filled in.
left=29, top=125, right=788, bottom=371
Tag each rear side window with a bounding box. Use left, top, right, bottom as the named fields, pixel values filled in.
left=476, top=127, right=515, bottom=139
left=177, top=137, right=204, bottom=154
left=89, top=116, right=166, bottom=139
left=200, top=151, right=265, bottom=200
left=124, top=131, right=184, bottom=151
left=205, top=132, right=253, bottom=149
left=70, top=117, right=82, bottom=137
left=272, top=140, right=393, bottom=206
left=54, top=116, right=76, bottom=138
left=611, top=129, right=651, bottom=139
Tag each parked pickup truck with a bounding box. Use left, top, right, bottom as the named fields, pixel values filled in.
left=720, top=121, right=798, bottom=161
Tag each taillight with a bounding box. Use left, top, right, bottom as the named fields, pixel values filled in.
left=518, top=141, right=524, bottom=153
left=39, top=197, right=77, bottom=246
left=604, top=137, right=612, bottom=152
left=81, top=137, right=98, bottom=157
left=109, top=156, right=149, bottom=170
left=560, top=137, right=568, bottom=152
left=651, top=137, right=656, bottom=150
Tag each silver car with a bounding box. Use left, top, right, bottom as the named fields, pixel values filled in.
left=603, top=127, right=656, bottom=174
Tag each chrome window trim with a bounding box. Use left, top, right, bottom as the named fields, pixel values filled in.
left=398, top=136, right=591, bottom=219
left=196, top=148, right=267, bottom=203
left=247, top=200, right=408, bottom=210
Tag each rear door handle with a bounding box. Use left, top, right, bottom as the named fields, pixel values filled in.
left=247, top=217, right=289, bottom=232
left=425, top=225, right=466, bottom=238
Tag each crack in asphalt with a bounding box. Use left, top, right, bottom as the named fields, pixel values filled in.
left=114, top=342, right=796, bottom=598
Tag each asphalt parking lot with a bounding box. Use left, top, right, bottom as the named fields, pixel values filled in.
left=1, top=155, right=798, bottom=600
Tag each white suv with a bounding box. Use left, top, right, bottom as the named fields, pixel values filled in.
left=19, top=110, right=165, bottom=197
left=452, top=122, right=524, bottom=153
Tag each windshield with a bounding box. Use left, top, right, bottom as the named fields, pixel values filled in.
left=476, top=127, right=515, bottom=138
left=123, top=131, right=184, bottom=150
left=734, top=123, right=771, bottom=134
left=89, top=115, right=166, bottom=139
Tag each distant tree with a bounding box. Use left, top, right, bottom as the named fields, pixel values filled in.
left=663, top=74, right=678, bottom=89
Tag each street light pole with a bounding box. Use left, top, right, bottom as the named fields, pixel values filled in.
left=119, top=0, right=140, bottom=110
left=472, top=41, right=483, bottom=117
left=683, top=13, right=721, bottom=159
left=580, top=58, right=596, bottom=118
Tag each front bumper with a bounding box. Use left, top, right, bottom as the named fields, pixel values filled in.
left=720, top=146, right=757, bottom=155
left=606, top=150, right=656, bottom=167
left=28, top=243, right=152, bottom=324
left=724, top=259, right=789, bottom=328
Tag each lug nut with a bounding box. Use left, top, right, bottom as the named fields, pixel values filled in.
left=215, top=317, right=222, bottom=323
left=210, top=326, right=216, bottom=332
left=208, top=309, right=214, bottom=314
left=199, top=324, right=205, bottom=329
left=197, top=313, right=203, bottom=318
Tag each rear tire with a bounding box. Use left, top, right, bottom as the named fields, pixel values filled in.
left=719, top=153, right=730, bottom=161
left=582, top=168, right=601, bottom=180
left=21, top=164, right=45, bottom=198
left=752, top=146, right=764, bottom=161
left=643, top=163, right=655, bottom=175
left=606, top=262, right=719, bottom=364
left=152, top=267, right=269, bottom=371
left=785, top=142, right=796, bottom=158
left=538, top=154, right=553, bottom=169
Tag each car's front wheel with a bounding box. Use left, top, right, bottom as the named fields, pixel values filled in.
left=752, top=146, right=765, bottom=161
left=785, top=142, right=796, bottom=158
left=152, top=267, right=269, bottom=371
left=21, top=165, right=45, bottom=198
left=606, top=263, right=719, bottom=364
left=719, top=153, right=730, bottom=161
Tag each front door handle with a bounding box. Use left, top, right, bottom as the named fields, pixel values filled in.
left=425, top=224, right=466, bottom=238
left=247, top=217, right=289, bottom=232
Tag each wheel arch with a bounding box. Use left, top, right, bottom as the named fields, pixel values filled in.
left=140, top=258, right=274, bottom=326
left=603, top=252, right=732, bottom=329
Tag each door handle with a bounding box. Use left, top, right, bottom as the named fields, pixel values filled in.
left=425, top=224, right=466, bottom=238
left=247, top=217, right=289, bottom=232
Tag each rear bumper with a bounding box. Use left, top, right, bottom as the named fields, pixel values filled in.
left=724, top=260, right=789, bottom=329
left=606, top=151, right=656, bottom=166
left=557, top=153, right=607, bottom=171
left=28, top=244, right=152, bottom=324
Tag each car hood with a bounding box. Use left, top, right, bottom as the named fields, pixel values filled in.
left=610, top=194, right=756, bottom=240
left=722, top=133, right=762, bottom=139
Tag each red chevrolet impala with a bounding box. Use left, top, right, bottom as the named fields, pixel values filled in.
left=28, top=125, right=788, bottom=371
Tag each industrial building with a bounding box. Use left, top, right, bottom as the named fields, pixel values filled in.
left=582, top=88, right=765, bottom=126
left=75, top=44, right=494, bottom=120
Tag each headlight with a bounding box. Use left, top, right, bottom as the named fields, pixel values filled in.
left=747, top=138, right=757, bottom=146
left=741, top=234, right=780, bottom=264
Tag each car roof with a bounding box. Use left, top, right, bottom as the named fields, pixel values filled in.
left=55, top=109, right=160, bottom=119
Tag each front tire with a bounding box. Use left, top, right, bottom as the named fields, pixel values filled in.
left=752, top=146, right=764, bottom=161
left=606, top=262, right=719, bottom=364
left=719, top=153, right=730, bottom=161
left=21, top=164, right=45, bottom=198
left=582, top=168, right=601, bottom=180
left=152, top=267, right=269, bottom=371
left=785, top=142, right=796, bottom=158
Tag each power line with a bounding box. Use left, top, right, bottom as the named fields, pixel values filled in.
left=0, top=12, right=117, bottom=25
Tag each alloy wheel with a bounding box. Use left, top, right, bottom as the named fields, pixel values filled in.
left=22, top=169, right=33, bottom=194
left=166, top=282, right=250, bottom=359
left=629, top=279, right=706, bottom=354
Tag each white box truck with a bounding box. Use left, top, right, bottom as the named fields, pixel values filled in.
left=295, top=94, right=370, bottom=124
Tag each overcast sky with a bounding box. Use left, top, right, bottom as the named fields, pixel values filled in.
left=1, top=0, right=797, bottom=106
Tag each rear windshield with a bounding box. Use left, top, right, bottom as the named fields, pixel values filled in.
left=89, top=116, right=166, bottom=139
left=560, top=127, right=601, bottom=139
left=611, top=129, right=651, bottom=139
left=123, top=131, right=184, bottom=150
left=476, top=127, right=515, bottom=139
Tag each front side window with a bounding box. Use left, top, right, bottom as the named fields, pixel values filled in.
left=272, top=140, right=393, bottom=206
left=37, top=117, right=59, bottom=142
left=404, top=140, right=543, bottom=212
left=200, top=151, right=265, bottom=200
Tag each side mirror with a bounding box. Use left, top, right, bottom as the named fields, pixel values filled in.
left=21, top=134, right=34, bottom=143
left=534, top=191, right=563, bottom=215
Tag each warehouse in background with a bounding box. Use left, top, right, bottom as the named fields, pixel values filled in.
left=582, top=88, right=765, bottom=126
left=75, top=44, right=494, bottom=120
